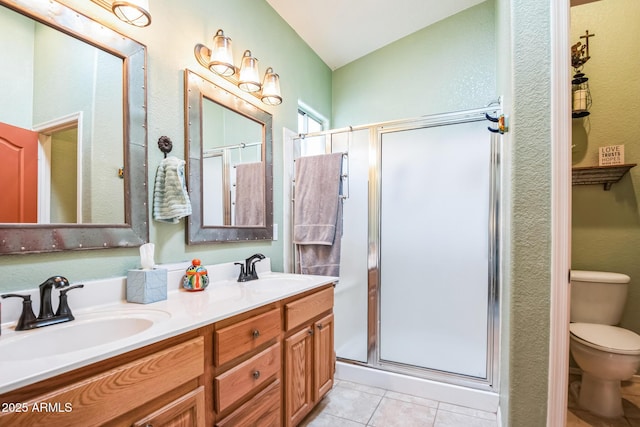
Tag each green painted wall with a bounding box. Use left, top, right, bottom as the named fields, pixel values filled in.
left=571, top=0, right=640, bottom=335
left=503, top=0, right=553, bottom=425
left=332, top=2, right=496, bottom=127
left=0, top=0, right=332, bottom=292
left=0, top=7, right=33, bottom=128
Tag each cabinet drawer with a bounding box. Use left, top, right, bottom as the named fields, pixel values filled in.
left=0, top=337, right=204, bottom=427
left=132, top=386, right=205, bottom=427
left=216, top=380, right=281, bottom=427
left=215, top=308, right=281, bottom=366
left=214, top=343, right=281, bottom=413
left=285, top=286, right=334, bottom=331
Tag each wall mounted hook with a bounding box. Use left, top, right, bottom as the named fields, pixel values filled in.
left=486, top=112, right=508, bottom=134
left=158, top=136, right=173, bottom=158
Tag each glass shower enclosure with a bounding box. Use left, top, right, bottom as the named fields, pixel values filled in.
left=292, top=107, right=500, bottom=391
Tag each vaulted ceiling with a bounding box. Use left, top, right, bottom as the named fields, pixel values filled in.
left=265, top=0, right=487, bottom=70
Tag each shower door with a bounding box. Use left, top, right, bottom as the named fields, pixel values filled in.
left=376, top=118, right=496, bottom=382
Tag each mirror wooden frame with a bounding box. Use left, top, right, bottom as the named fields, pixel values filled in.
left=184, top=69, right=273, bottom=243
left=0, top=0, right=148, bottom=254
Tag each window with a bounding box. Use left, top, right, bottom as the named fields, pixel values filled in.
left=297, top=108, right=325, bottom=134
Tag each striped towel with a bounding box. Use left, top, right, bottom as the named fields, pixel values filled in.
left=153, top=156, right=192, bottom=223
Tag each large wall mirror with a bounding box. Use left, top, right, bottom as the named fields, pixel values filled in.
left=185, top=69, right=273, bottom=243
left=0, top=0, right=148, bottom=254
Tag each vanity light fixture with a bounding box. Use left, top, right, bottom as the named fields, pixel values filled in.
left=208, top=30, right=235, bottom=77
left=238, top=50, right=261, bottom=93
left=91, top=0, right=151, bottom=27
left=194, top=29, right=283, bottom=106
left=261, top=68, right=282, bottom=106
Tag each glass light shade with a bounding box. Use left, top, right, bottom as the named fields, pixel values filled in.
left=209, top=29, right=235, bottom=77
left=261, top=68, right=282, bottom=106
left=238, top=50, right=261, bottom=93
left=111, top=0, right=151, bottom=27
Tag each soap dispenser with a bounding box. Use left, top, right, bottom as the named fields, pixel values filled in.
left=182, top=259, right=209, bottom=291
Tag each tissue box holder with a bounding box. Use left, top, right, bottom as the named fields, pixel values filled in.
left=127, top=268, right=167, bottom=304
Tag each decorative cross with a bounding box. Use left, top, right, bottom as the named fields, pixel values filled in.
left=580, top=30, right=595, bottom=59
left=571, top=30, right=595, bottom=69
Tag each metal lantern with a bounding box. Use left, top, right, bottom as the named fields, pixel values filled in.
left=572, top=72, right=591, bottom=118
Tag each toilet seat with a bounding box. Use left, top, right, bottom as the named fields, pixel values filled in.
left=570, top=323, right=640, bottom=355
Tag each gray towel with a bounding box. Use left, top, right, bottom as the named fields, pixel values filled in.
left=234, top=162, right=264, bottom=226
left=294, top=152, right=343, bottom=276
left=297, top=204, right=342, bottom=276
left=153, top=156, right=192, bottom=224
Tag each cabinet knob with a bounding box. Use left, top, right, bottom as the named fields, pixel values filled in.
left=252, top=370, right=261, bottom=380
left=308, top=328, right=314, bottom=336
left=252, top=329, right=260, bottom=339
left=317, top=324, right=323, bottom=330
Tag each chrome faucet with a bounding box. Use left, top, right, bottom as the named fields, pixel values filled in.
left=235, top=253, right=265, bottom=282
left=1, top=276, right=84, bottom=331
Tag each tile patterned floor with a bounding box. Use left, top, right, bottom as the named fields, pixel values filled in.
left=300, top=379, right=498, bottom=427
left=567, top=375, right=640, bottom=427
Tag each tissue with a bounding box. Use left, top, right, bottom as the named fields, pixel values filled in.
left=140, top=243, right=155, bottom=270
left=126, top=243, right=167, bottom=304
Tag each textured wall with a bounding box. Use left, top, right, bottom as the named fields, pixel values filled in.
left=0, top=0, right=332, bottom=292
left=503, top=0, right=553, bottom=425
left=571, top=0, right=640, bottom=334
left=331, top=2, right=496, bottom=128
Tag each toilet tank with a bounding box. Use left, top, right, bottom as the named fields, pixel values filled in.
left=570, top=270, right=631, bottom=325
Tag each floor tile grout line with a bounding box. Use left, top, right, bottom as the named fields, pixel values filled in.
left=365, top=394, right=385, bottom=426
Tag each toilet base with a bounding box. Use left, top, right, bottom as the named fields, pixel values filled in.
left=578, top=372, right=624, bottom=418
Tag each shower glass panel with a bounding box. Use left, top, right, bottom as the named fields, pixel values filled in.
left=332, top=130, right=369, bottom=363
left=295, top=131, right=369, bottom=362
left=378, top=120, right=490, bottom=379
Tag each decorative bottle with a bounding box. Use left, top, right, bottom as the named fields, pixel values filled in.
left=182, top=259, right=209, bottom=291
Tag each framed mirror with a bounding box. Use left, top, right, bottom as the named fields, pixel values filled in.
left=0, top=0, right=148, bottom=254
left=185, top=69, right=273, bottom=243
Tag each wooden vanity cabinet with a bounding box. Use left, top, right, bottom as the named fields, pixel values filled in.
left=212, top=305, right=282, bottom=426
left=0, top=330, right=207, bottom=427
left=284, top=286, right=335, bottom=427
left=212, top=284, right=335, bottom=427
left=0, top=283, right=335, bottom=427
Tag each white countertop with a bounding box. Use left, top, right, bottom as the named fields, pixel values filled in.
left=0, top=260, right=336, bottom=394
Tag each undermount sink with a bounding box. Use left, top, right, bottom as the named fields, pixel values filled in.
left=243, top=273, right=315, bottom=293
left=0, top=309, right=171, bottom=362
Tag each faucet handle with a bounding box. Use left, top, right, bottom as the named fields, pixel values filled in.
left=1, top=294, right=37, bottom=331
left=235, top=262, right=249, bottom=282
left=59, top=284, right=84, bottom=296
left=55, top=284, right=84, bottom=318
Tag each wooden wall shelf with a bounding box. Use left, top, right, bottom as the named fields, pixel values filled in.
left=572, top=164, right=636, bottom=190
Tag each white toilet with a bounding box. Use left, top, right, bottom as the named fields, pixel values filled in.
left=570, top=270, right=640, bottom=418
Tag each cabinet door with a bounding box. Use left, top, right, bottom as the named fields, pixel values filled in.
left=314, top=313, right=334, bottom=401
left=132, top=386, right=205, bottom=427
left=285, top=327, right=313, bottom=427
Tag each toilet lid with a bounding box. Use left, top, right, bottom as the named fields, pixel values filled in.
left=570, top=323, right=640, bottom=354
left=570, top=270, right=630, bottom=284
